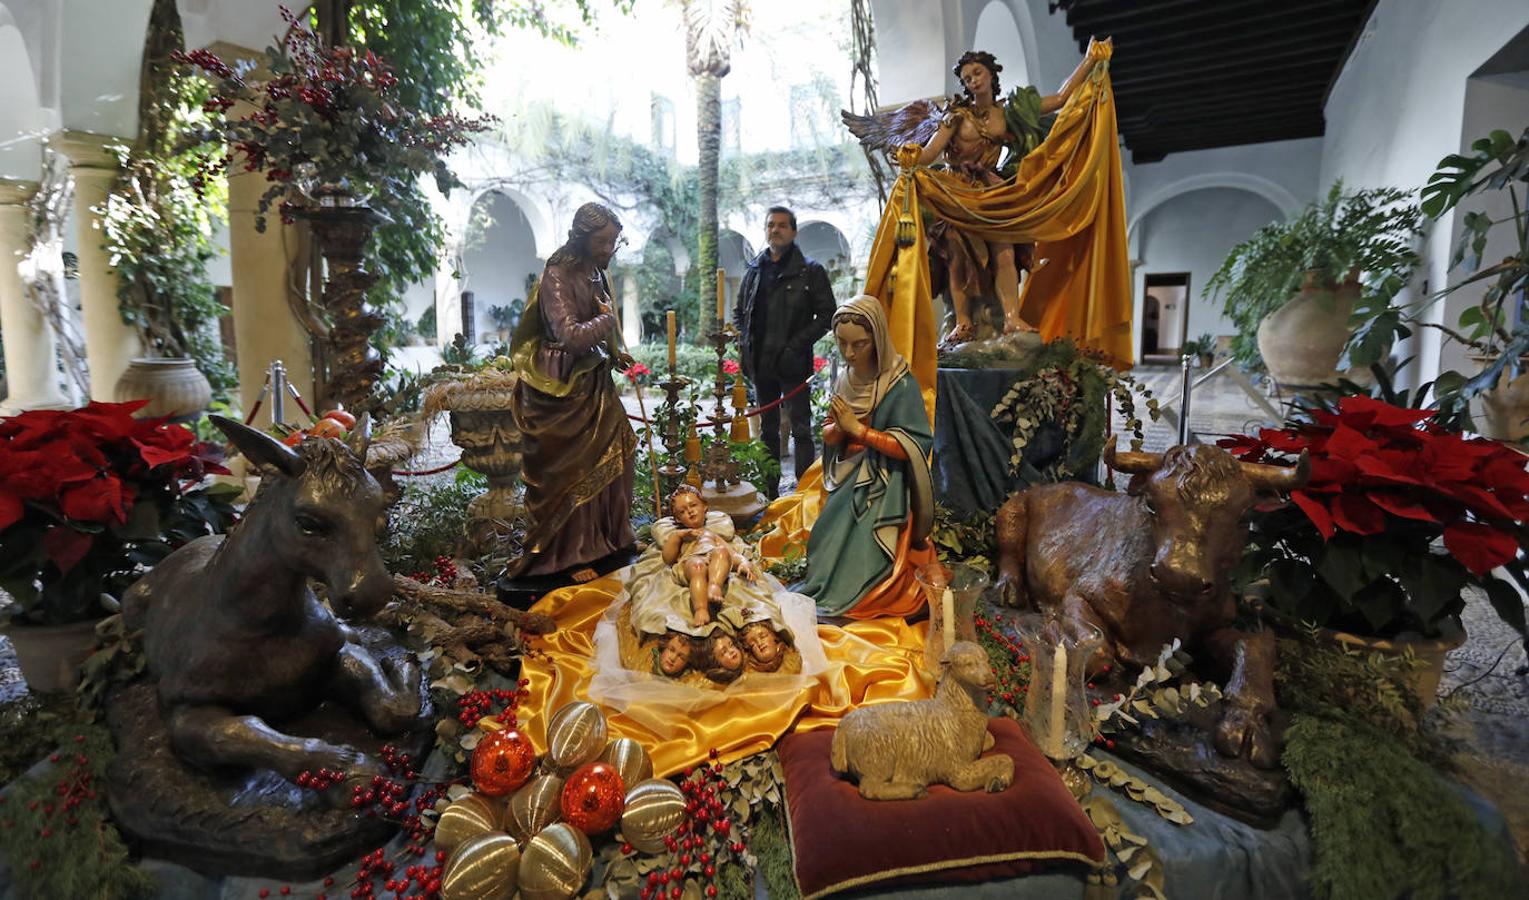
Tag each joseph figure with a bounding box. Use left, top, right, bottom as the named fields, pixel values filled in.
left=508, top=202, right=637, bottom=583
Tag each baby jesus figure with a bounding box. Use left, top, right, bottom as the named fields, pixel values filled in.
left=659, top=485, right=757, bottom=627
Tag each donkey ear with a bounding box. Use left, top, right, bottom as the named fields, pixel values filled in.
left=210, top=414, right=305, bottom=478
left=345, top=412, right=372, bottom=464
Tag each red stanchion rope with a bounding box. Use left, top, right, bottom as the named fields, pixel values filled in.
left=624, top=378, right=812, bottom=427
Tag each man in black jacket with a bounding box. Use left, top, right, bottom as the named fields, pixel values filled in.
left=733, top=206, right=836, bottom=499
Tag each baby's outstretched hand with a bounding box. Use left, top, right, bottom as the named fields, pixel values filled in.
left=737, top=559, right=757, bottom=582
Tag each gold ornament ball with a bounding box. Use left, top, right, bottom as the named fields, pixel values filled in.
left=519, top=822, right=593, bottom=900
left=440, top=832, right=520, bottom=900
left=507, top=773, right=565, bottom=843
left=598, top=737, right=653, bottom=788
left=619, top=778, right=686, bottom=854
left=547, top=701, right=608, bottom=772
left=434, top=791, right=508, bottom=857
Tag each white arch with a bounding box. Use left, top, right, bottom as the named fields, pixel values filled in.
left=967, top=1, right=1037, bottom=89
left=1127, top=173, right=1302, bottom=240
left=465, top=184, right=557, bottom=260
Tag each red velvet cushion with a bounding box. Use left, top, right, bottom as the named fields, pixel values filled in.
left=779, top=716, right=1105, bottom=898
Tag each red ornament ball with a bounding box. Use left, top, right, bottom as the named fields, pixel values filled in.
left=470, top=728, right=535, bottom=797
left=560, top=762, right=626, bottom=834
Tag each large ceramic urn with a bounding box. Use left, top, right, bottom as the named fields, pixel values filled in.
left=1256, top=272, right=1360, bottom=390
left=424, top=370, right=527, bottom=556
left=114, top=357, right=213, bottom=422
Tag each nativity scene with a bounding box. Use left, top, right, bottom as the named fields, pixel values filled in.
left=0, top=2, right=1526, bottom=899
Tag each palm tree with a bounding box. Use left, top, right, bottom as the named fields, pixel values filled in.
left=680, top=0, right=745, bottom=338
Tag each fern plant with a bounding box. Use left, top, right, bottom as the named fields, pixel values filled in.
left=1205, top=182, right=1422, bottom=370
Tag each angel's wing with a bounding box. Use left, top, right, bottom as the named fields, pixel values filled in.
left=840, top=98, right=945, bottom=155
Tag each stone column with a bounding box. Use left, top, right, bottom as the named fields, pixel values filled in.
left=52, top=131, right=141, bottom=401
left=0, top=180, right=70, bottom=413
left=225, top=164, right=315, bottom=419
left=621, top=269, right=641, bottom=348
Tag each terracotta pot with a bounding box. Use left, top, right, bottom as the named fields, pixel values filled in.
left=0, top=618, right=101, bottom=693
left=1318, top=621, right=1465, bottom=710
left=1471, top=355, right=1529, bottom=443
left=1256, top=272, right=1360, bottom=389
left=114, top=357, right=213, bottom=423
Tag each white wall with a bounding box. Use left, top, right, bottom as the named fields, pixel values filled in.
left=1321, top=0, right=1529, bottom=386
left=1134, top=188, right=1284, bottom=361
left=1439, top=73, right=1529, bottom=381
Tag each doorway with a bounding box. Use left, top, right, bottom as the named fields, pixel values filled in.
left=1142, top=272, right=1190, bottom=364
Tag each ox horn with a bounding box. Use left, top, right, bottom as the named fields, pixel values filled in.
left=1240, top=449, right=1311, bottom=493
left=345, top=412, right=372, bottom=464
left=1102, top=434, right=1164, bottom=474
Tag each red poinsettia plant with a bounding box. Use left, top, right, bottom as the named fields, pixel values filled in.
left=1221, top=396, right=1529, bottom=640
left=0, top=401, right=238, bottom=625
left=176, top=7, right=492, bottom=231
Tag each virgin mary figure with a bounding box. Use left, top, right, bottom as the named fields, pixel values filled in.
left=801, top=295, right=936, bottom=618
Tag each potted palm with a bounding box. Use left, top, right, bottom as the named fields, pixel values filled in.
left=0, top=401, right=237, bottom=690
left=1206, top=182, right=1422, bottom=387
left=1180, top=333, right=1216, bottom=368
left=1222, top=394, right=1529, bottom=705
left=1415, top=126, right=1529, bottom=442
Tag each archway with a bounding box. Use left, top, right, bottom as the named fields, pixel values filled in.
left=969, top=1, right=1032, bottom=89
left=796, top=220, right=852, bottom=297
left=1131, top=186, right=1284, bottom=362
left=718, top=229, right=754, bottom=324
left=460, top=191, right=541, bottom=346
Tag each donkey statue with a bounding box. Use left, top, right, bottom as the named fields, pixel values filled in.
left=121, top=415, right=423, bottom=788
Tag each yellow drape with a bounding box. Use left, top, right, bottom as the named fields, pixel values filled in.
left=861, top=57, right=1134, bottom=427
left=519, top=566, right=932, bottom=777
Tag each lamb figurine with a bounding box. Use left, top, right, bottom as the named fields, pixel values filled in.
left=830, top=641, right=1014, bottom=800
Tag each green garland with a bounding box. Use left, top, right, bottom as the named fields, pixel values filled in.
left=1282, top=716, right=1519, bottom=900
left=0, top=723, right=156, bottom=899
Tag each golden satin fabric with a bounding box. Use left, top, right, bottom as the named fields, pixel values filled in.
left=862, top=55, right=1133, bottom=426
left=519, top=565, right=933, bottom=777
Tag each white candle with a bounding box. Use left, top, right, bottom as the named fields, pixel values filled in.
left=1047, top=641, right=1067, bottom=759
left=941, top=588, right=956, bottom=652
left=716, top=267, right=727, bottom=325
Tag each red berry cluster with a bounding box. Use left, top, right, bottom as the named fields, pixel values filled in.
left=409, top=555, right=459, bottom=588
left=171, top=47, right=238, bottom=81
left=296, top=767, right=347, bottom=791
left=454, top=680, right=530, bottom=730
left=973, top=613, right=1033, bottom=708
left=346, top=846, right=446, bottom=899
left=634, top=749, right=747, bottom=900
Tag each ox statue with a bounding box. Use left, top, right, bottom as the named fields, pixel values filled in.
left=121, top=415, right=424, bottom=788
left=995, top=437, right=1308, bottom=769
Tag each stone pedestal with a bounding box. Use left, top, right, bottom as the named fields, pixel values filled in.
left=52, top=131, right=142, bottom=401
left=297, top=205, right=385, bottom=412
left=701, top=480, right=767, bottom=530
left=0, top=179, right=69, bottom=414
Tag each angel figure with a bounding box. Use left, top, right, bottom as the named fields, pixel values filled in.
left=843, top=40, right=1110, bottom=345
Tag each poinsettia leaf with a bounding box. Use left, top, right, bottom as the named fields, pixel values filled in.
left=1396, top=556, right=1467, bottom=626
left=0, top=489, right=22, bottom=531
left=1483, top=579, right=1528, bottom=638
left=1324, top=425, right=1379, bottom=460
left=1290, top=490, right=1335, bottom=539
left=1316, top=540, right=1368, bottom=600
left=1331, top=495, right=1386, bottom=535
left=1353, top=579, right=1405, bottom=632
left=43, top=526, right=94, bottom=575
left=1443, top=521, right=1519, bottom=576
left=1368, top=491, right=1440, bottom=523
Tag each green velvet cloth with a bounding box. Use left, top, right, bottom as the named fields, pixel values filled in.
left=802, top=372, right=934, bottom=615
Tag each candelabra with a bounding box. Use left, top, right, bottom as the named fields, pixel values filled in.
left=696, top=324, right=742, bottom=489
left=656, top=372, right=691, bottom=502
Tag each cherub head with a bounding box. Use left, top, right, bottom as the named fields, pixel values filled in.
left=698, top=631, right=745, bottom=684
left=738, top=621, right=788, bottom=673
left=653, top=631, right=693, bottom=677
left=668, top=484, right=708, bottom=530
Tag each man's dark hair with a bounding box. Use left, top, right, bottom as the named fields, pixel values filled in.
left=766, top=206, right=797, bottom=231
left=953, top=50, right=1003, bottom=104
left=547, top=201, right=622, bottom=267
